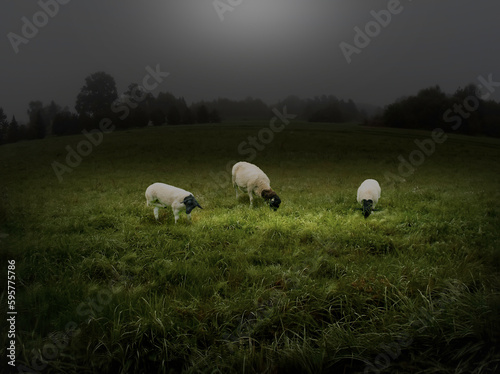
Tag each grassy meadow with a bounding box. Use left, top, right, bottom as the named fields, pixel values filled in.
left=1, top=121, right=499, bottom=373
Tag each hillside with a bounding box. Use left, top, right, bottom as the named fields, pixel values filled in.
left=1, top=122, right=499, bottom=373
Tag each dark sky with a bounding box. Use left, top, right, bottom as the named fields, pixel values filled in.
left=2, top=0, right=499, bottom=123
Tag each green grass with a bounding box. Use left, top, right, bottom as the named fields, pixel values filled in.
left=1, top=122, right=499, bottom=373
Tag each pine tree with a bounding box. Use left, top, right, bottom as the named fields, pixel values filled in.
left=7, top=116, right=19, bottom=143
left=0, top=108, right=8, bottom=144
left=196, top=105, right=209, bottom=124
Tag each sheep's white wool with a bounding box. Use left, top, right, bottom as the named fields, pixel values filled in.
left=232, top=162, right=270, bottom=197
left=145, top=183, right=201, bottom=223
left=232, top=161, right=281, bottom=210
left=357, top=179, right=381, bottom=206
left=357, top=179, right=381, bottom=218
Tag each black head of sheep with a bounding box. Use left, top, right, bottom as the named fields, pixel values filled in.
left=269, top=196, right=281, bottom=211
left=184, top=195, right=203, bottom=214
left=262, top=189, right=281, bottom=211
left=362, top=199, right=373, bottom=218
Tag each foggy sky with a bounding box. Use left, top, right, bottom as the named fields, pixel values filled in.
left=1, top=0, right=499, bottom=123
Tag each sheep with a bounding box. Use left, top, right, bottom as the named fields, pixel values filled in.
left=232, top=161, right=281, bottom=210
left=145, top=183, right=202, bottom=223
left=357, top=179, right=381, bottom=218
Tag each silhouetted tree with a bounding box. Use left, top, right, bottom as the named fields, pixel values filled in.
left=27, top=101, right=44, bottom=124
left=414, top=86, right=449, bottom=129
left=480, top=99, right=500, bottom=137
left=309, top=101, right=344, bottom=122
left=25, top=100, right=63, bottom=135
left=167, top=105, right=181, bottom=125
left=130, top=106, right=150, bottom=128
left=6, top=116, right=20, bottom=143
left=148, top=91, right=178, bottom=126
left=45, top=100, right=61, bottom=134
left=209, top=108, right=221, bottom=123
left=344, top=99, right=360, bottom=121
left=156, top=92, right=177, bottom=109
left=75, top=72, right=118, bottom=127
left=181, top=107, right=195, bottom=124
left=53, top=111, right=80, bottom=136
left=275, top=95, right=307, bottom=119
left=149, top=108, right=165, bottom=126
left=305, top=95, right=362, bottom=123
left=383, top=95, right=419, bottom=129
left=0, top=108, right=8, bottom=144
left=453, top=84, right=479, bottom=101
left=108, top=83, right=155, bottom=129
left=381, top=83, right=500, bottom=136
left=191, top=97, right=270, bottom=121
left=383, top=86, right=450, bottom=130
left=28, top=110, right=46, bottom=139
left=449, top=84, right=483, bottom=134
left=196, top=105, right=209, bottom=123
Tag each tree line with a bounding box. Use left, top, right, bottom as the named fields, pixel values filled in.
left=0, top=72, right=224, bottom=145
left=373, top=84, right=500, bottom=137
left=0, top=70, right=366, bottom=145
left=3, top=71, right=498, bottom=146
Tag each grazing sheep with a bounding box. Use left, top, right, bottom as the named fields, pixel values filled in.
left=232, top=161, right=281, bottom=210
left=357, top=179, right=381, bottom=218
left=145, top=183, right=202, bottom=223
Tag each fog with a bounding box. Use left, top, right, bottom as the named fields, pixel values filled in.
left=1, top=0, right=499, bottom=122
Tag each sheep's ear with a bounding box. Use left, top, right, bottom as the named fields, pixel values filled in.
left=196, top=202, right=203, bottom=209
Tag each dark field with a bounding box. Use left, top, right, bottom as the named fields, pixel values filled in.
left=1, top=122, right=499, bottom=373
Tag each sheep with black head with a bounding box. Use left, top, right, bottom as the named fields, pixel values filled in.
left=145, top=183, right=202, bottom=223
left=357, top=179, right=381, bottom=218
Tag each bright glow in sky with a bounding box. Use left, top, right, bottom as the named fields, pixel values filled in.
left=1, top=0, right=499, bottom=122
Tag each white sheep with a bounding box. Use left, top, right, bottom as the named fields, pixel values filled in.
left=232, top=161, right=281, bottom=210
left=357, top=179, right=381, bottom=218
left=145, top=183, right=202, bottom=223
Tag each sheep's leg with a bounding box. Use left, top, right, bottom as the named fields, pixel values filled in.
left=234, top=184, right=239, bottom=199
left=153, top=207, right=159, bottom=220
left=248, top=190, right=254, bottom=207
left=187, top=213, right=192, bottom=221
left=173, top=208, right=180, bottom=224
